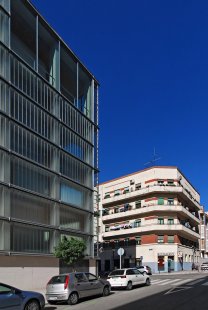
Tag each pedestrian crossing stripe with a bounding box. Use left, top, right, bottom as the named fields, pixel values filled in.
left=151, top=279, right=180, bottom=285
left=171, top=279, right=192, bottom=286
left=151, top=278, right=192, bottom=286
left=160, top=279, right=181, bottom=285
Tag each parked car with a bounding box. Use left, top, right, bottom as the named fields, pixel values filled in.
left=107, top=268, right=150, bottom=290
left=136, top=265, right=152, bottom=275
left=46, top=272, right=111, bottom=305
left=0, top=282, right=45, bottom=310
left=201, top=262, right=208, bottom=271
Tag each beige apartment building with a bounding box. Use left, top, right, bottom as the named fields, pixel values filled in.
left=199, top=211, right=208, bottom=259
left=97, top=166, right=202, bottom=273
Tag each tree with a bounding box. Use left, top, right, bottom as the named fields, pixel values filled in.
left=54, top=236, right=86, bottom=269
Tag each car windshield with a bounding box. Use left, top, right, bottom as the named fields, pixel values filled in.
left=109, top=270, right=125, bottom=276
left=48, top=275, right=67, bottom=284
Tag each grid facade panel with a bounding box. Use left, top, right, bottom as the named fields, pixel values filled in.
left=0, top=0, right=98, bottom=257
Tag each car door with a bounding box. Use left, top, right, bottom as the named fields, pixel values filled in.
left=0, top=284, right=21, bottom=310
left=134, top=269, right=145, bottom=284
left=126, top=269, right=137, bottom=286
left=85, top=273, right=103, bottom=296
left=74, top=273, right=91, bottom=298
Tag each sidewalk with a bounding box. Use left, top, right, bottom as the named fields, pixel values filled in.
left=152, top=270, right=208, bottom=276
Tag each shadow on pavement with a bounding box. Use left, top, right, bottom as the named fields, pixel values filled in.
left=110, top=276, right=208, bottom=310
left=45, top=292, right=116, bottom=308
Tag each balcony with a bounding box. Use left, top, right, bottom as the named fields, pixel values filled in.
left=102, top=204, right=200, bottom=224
left=102, top=185, right=201, bottom=210
left=102, top=224, right=200, bottom=240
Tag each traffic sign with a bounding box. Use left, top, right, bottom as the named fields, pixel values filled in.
left=117, top=248, right=124, bottom=256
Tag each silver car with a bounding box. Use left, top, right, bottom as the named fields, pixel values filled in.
left=46, top=272, right=111, bottom=305
left=0, top=282, right=45, bottom=310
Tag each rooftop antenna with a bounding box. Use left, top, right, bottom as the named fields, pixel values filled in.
left=144, top=148, right=161, bottom=167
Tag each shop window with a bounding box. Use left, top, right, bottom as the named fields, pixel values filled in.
left=114, top=240, right=119, bottom=248
left=168, top=236, right=174, bottom=243
left=104, top=243, right=110, bottom=251
left=158, top=235, right=164, bottom=243
left=136, top=236, right=141, bottom=245
left=124, top=238, right=129, bottom=246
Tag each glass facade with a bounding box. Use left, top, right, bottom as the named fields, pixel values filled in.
left=0, top=0, right=99, bottom=256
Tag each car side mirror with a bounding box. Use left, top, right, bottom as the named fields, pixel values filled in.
left=14, top=289, right=22, bottom=295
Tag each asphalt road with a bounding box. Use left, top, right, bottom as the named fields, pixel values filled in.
left=44, top=273, right=208, bottom=310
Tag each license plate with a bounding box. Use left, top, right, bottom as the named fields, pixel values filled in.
left=49, top=297, right=57, bottom=300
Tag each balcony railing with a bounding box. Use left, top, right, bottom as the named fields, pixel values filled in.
left=102, top=204, right=200, bottom=224
left=105, top=220, right=198, bottom=234
left=102, top=184, right=201, bottom=210
left=103, top=224, right=200, bottom=239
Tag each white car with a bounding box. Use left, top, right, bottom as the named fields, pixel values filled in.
left=107, top=268, right=150, bottom=290
left=137, top=265, right=152, bottom=275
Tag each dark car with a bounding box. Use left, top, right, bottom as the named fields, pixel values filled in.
left=0, top=282, right=45, bottom=310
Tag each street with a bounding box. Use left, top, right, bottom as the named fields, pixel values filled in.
left=44, top=273, right=208, bottom=310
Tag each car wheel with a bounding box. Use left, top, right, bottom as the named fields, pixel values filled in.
left=67, top=292, right=79, bottom=305
left=24, top=300, right=40, bottom=310
left=103, top=285, right=110, bottom=296
left=126, top=281, right=133, bottom=290
left=145, top=278, right=151, bottom=286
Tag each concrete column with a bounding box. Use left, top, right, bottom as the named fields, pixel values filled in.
left=89, top=258, right=97, bottom=275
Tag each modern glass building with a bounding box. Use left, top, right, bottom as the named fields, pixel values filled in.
left=0, top=0, right=99, bottom=288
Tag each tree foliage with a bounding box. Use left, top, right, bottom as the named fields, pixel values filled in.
left=54, top=236, right=86, bottom=266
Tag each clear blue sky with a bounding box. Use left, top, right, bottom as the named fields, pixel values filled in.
left=31, top=0, right=208, bottom=208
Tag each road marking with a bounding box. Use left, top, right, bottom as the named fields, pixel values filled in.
left=171, top=279, right=192, bottom=286
left=164, top=286, right=192, bottom=295
left=151, top=279, right=172, bottom=284
left=151, top=278, right=193, bottom=286
left=160, top=279, right=181, bottom=285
